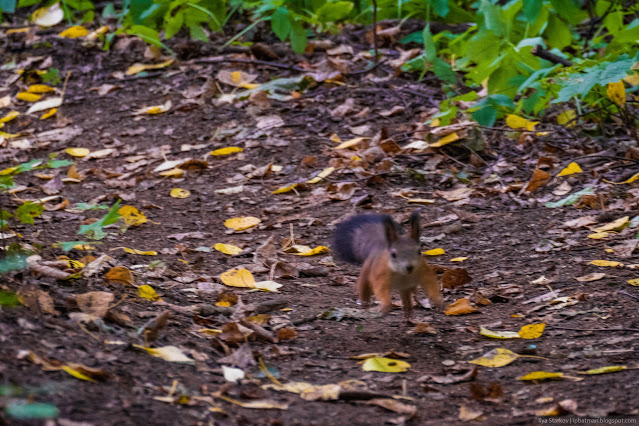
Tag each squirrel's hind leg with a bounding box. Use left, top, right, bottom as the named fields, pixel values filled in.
left=357, top=272, right=372, bottom=309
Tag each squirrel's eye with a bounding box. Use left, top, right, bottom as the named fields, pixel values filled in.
left=391, top=252, right=397, bottom=258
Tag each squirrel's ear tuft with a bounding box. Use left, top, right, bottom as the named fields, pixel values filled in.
left=409, top=210, right=421, bottom=241
left=383, top=216, right=398, bottom=244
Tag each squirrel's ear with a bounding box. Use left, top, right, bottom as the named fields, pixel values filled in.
left=409, top=210, right=421, bottom=241
left=383, top=216, right=398, bottom=244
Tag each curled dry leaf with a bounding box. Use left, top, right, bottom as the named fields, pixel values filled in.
left=444, top=298, right=477, bottom=316
left=104, top=266, right=135, bottom=285
left=75, top=291, right=114, bottom=319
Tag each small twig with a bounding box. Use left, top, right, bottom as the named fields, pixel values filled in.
left=531, top=45, right=573, bottom=67
left=371, top=0, right=378, bottom=62
left=619, top=290, right=639, bottom=302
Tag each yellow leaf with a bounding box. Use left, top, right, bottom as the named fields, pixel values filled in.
left=587, top=232, right=609, bottom=239
left=519, top=371, right=564, bottom=381
left=0, top=111, right=19, bottom=124
left=604, top=172, right=639, bottom=185
left=628, top=279, right=639, bottom=286
left=170, top=188, right=190, bottom=198
left=407, top=198, right=435, bottom=204
left=138, top=284, right=162, bottom=301
left=330, top=134, right=341, bottom=143
left=134, top=100, right=171, bottom=115
left=444, top=298, right=477, bottom=315
left=159, top=168, right=184, bottom=178
left=220, top=268, right=256, bottom=288
left=27, top=84, right=55, bottom=94
left=61, top=365, right=96, bottom=382
left=589, top=260, right=622, bottom=267
left=254, top=280, right=283, bottom=292
left=518, top=323, right=545, bottom=339
left=17, top=92, right=42, bottom=102
left=213, top=243, right=243, bottom=255
left=479, top=327, right=520, bottom=339
left=450, top=257, right=468, bottom=262
left=86, top=25, right=109, bottom=40
left=118, top=206, right=147, bottom=226
left=430, top=132, right=460, bottom=148
left=122, top=247, right=157, bottom=255
left=606, top=80, right=626, bottom=106
left=423, top=248, right=445, bottom=256
left=125, top=59, right=174, bottom=76
left=579, top=365, right=626, bottom=375
left=557, top=162, right=582, bottom=177
left=333, top=137, right=366, bottom=150
left=73, top=244, right=96, bottom=250
left=61, top=259, right=85, bottom=269
left=65, top=147, right=90, bottom=158
left=306, top=167, right=335, bottom=184
left=32, top=2, right=63, bottom=26
left=216, top=301, right=231, bottom=307
left=557, top=110, right=576, bottom=127
left=199, top=328, right=222, bottom=335
left=59, top=25, right=88, bottom=38
left=505, top=114, right=538, bottom=131
left=273, top=183, right=299, bottom=194
left=224, top=216, right=261, bottom=231
left=0, top=130, right=19, bottom=138
left=134, top=345, right=194, bottom=364
left=468, top=348, right=519, bottom=367
left=210, top=147, right=243, bottom=156
left=362, top=357, right=410, bottom=373
left=40, top=108, right=57, bottom=120
left=291, top=246, right=329, bottom=256
left=593, top=216, right=629, bottom=233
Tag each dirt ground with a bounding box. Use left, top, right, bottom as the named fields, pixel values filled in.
left=1, top=25, right=639, bottom=426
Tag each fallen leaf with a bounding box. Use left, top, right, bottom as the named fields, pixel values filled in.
left=450, top=257, right=468, bottom=262
left=578, top=365, right=626, bottom=375
left=224, top=216, right=261, bottom=231
left=306, top=167, right=335, bottom=184
left=607, top=80, right=626, bottom=106
left=593, top=216, right=629, bottom=233
left=589, top=260, right=622, bottom=267
left=430, top=132, right=460, bottom=148
left=65, top=147, right=90, bottom=158
left=125, top=60, right=173, bottom=76
left=118, top=205, right=147, bottom=226
left=253, top=280, right=283, bottom=292
left=220, top=268, right=255, bottom=288
left=210, top=147, right=243, bottom=156
left=289, top=245, right=329, bottom=256
left=518, top=323, right=545, bottom=339
left=213, top=243, right=243, bottom=255
left=134, top=345, right=194, bottom=364
left=138, top=284, right=162, bottom=301
left=105, top=266, right=134, bottom=285
left=444, top=298, right=477, bottom=315
left=75, top=291, right=114, bottom=318
left=170, top=188, right=190, bottom=198
left=333, top=137, right=366, bottom=150
left=459, top=405, right=484, bottom=422
left=362, top=357, right=410, bottom=373
left=121, top=247, right=157, bottom=255
left=505, top=114, right=538, bottom=131
left=525, top=169, right=551, bottom=192
left=575, top=273, right=606, bottom=282
left=32, top=2, right=63, bottom=26
left=558, top=162, right=582, bottom=177
left=519, top=371, right=564, bottom=381
left=423, top=248, right=445, bottom=256
left=134, top=100, right=171, bottom=115
left=479, top=327, right=520, bottom=339
left=17, top=92, right=42, bottom=102
left=59, top=25, right=88, bottom=38
left=468, top=348, right=520, bottom=367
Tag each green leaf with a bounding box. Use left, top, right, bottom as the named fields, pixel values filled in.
left=423, top=24, right=435, bottom=62
left=0, top=290, right=21, bottom=306
left=522, top=0, right=542, bottom=23
left=271, top=7, right=291, bottom=41
left=544, top=14, right=572, bottom=49
left=431, top=0, right=448, bottom=17
left=5, top=402, right=59, bottom=420
left=164, top=9, right=184, bottom=39
left=550, top=0, right=588, bottom=25
left=315, top=1, right=353, bottom=23
left=78, top=200, right=121, bottom=240
left=290, top=20, right=307, bottom=53
left=129, top=0, right=154, bottom=24
left=554, top=54, right=636, bottom=103
left=0, top=176, right=14, bottom=191
left=16, top=202, right=44, bottom=225
left=0, top=0, right=16, bottom=14
left=0, top=255, right=27, bottom=274
left=603, top=11, right=623, bottom=33
left=41, top=68, right=61, bottom=85
left=472, top=106, right=497, bottom=127
left=74, top=203, right=109, bottom=211
left=545, top=187, right=594, bottom=208
left=189, top=23, right=208, bottom=41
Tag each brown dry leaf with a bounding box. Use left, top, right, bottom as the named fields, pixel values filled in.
left=365, top=399, right=416, bottom=417
left=575, top=272, right=606, bottom=282
left=105, top=266, right=135, bottom=285
left=219, top=322, right=253, bottom=345
left=277, top=327, right=297, bottom=341
left=411, top=323, right=437, bottom=334
left=469, top=382, right=504, bottom=402
left=459, top=405, right=484, bottom=421
left=75, top=291, right=114, bottom=319
left=444, top=298, right=477, bottom=315
left=216, top=70, right=259, bottom=89
left=20, top=289, right=58, bottom=315
left=418, top=366, right=477, bottom=384
left=441, top=267, right=472, bottom=288
left=612, top=240, right=639, bottom=258
left=525, top=169, right=551, bottom=192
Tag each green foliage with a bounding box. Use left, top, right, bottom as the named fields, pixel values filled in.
left=0, top=289, right=21, bottom=306
left=4, top=402, right=59, bottom=420
left=78, top=200, right=121, bottom=240
left=16, top=202, right=44, bottom=225
left=54, top=240, right=100, bottom=251
left=41, top=68, right=61, bottom=85
left=0, top=210, right=13, bottom=230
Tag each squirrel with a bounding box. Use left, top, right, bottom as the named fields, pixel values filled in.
left=333, top=211, right=443, bottom=319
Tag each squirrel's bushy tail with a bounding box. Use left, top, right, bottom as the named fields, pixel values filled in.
left=333, top=214, right=400, bottom=265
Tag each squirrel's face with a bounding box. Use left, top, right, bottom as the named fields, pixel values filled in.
left=388, top=236, right=421, bottom=275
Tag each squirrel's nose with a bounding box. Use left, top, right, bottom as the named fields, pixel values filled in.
left=406, top=265, right=414, bottom=273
